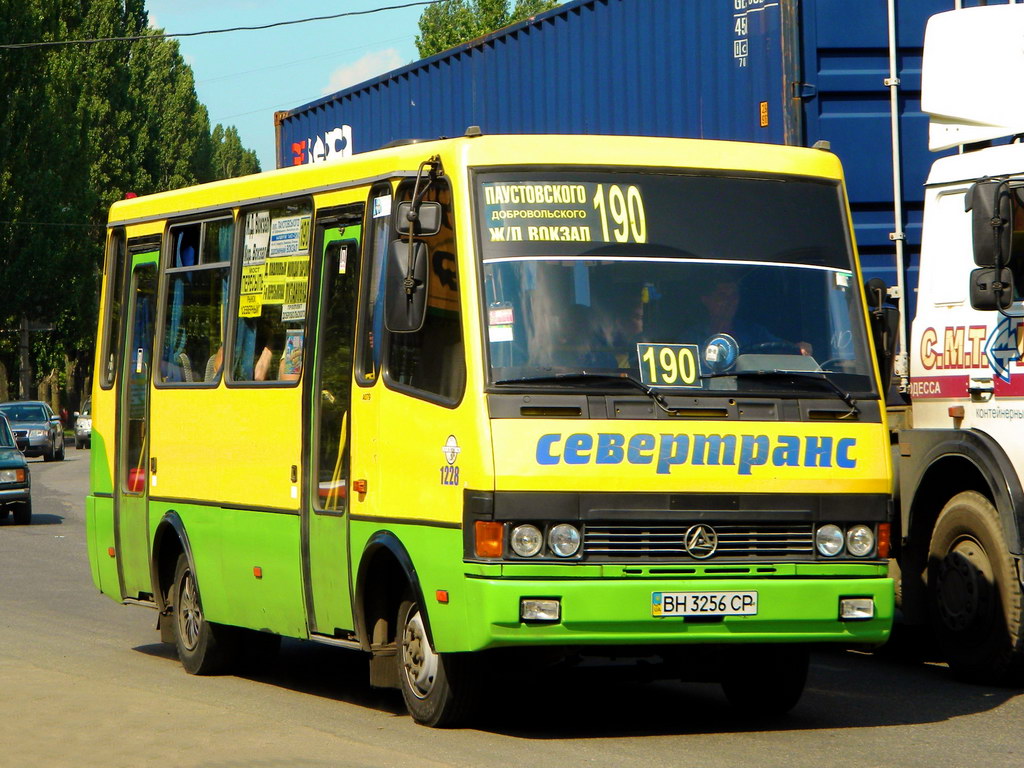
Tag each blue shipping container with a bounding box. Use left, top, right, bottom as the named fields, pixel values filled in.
left=276, top=0, right=1003, bottom=309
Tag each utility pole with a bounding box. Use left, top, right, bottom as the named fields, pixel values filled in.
left=19, top=315, right=31, bottom=399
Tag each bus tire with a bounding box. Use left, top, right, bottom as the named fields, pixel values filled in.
left=927, top=491, right=1024, bottom=684
left=170, top=553, right=236, bottom=675
left=397, top=595, right=479, bottom=727
left=720, top=645, right=808, bottom=715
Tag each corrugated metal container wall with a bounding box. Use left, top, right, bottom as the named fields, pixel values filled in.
left=278, top=0, right=793, bottom=162
left=276, top=0, right=1005, bottom=307
left=799, top=0, right=972, bottom=318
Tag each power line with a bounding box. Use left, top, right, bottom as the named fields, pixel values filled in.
left=0, top=1, right=438, bottom=50
left=197, top=34, right=413, bottom=86
left=0, top=220, right=103, bottom=230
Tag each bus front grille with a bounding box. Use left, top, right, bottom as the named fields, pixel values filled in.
left=583, top=522, right=815, bottom=560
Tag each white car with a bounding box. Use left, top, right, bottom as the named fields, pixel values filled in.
left=74, top=398, right=91, bottom=449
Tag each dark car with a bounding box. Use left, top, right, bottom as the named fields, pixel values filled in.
left=0, top=414, right=31, bottom=524
left=0, top=400, right=65, bottom=461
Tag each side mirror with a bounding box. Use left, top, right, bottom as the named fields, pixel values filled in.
left=865, top=279, right=900, bottom=387
left=970, top=266, right=1014, bottom=311
left=394, top=201, right=442, bottom=236
left=384, top=240, right=430, bottom=332
left=966, top=180, right=1012, bottom=267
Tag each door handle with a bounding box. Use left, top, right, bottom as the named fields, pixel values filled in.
left=968, top=377, right=994, bottom=397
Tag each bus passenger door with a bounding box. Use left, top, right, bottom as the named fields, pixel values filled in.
left=303, top=207, right=363, bottom=637
left=116, top=257, right=157, bottom=600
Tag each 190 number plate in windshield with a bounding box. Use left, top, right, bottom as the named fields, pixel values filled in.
left=652, top=591, right=758, bottom=617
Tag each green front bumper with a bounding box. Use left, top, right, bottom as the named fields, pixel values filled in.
left=436, top=566, right=893, bottom=652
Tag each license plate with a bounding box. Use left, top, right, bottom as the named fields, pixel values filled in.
left=652, top=591, right=758, bottom=617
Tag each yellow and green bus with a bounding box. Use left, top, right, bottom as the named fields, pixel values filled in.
left=86, top=132, right=894, bottom=726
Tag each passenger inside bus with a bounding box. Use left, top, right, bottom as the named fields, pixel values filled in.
left=251, top=327, right=302, bottom=382
left=689, top=276, right=812, bottom=356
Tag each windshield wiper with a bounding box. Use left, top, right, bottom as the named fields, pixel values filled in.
left=494, top=372, right=678, bottom=414
left=703, top=369, right=859, bottom=415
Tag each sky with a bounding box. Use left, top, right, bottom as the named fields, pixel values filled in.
left=146, top=0, right=429, bottom=171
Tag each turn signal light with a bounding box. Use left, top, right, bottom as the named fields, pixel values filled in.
left=474, top=520, right=504, bottom=558
left=876, top=523, right=891, bottom=559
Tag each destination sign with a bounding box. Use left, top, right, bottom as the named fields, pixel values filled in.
left=481, top=180, right=647, bottom=245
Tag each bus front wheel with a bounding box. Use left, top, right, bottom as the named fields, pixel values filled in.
left=397, top=595, right=480, bottom=727
left=170, top=553, right=236, bottom=675
left=720, top=645, right=809, bottom=715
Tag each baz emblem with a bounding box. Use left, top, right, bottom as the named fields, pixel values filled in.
left=684, top=524, right=718, bottom=559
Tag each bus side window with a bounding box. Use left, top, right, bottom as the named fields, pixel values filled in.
left=159, top=218, right=232, bottom=385
left=385, top=178, right=465, bottom=403
left=231, top=200, right=313, bottom=384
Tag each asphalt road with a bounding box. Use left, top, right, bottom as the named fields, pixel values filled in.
left=2, top=451, right=1022, bottom=767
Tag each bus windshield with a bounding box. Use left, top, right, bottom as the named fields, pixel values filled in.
left=476, top=170, right=875, bottom=397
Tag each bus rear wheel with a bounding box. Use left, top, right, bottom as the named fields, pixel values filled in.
left=397, top=595, right=480, bottom=727
left=927, top=491, right=1024, bottom=684
left=170, top=553, right=236, bottom=675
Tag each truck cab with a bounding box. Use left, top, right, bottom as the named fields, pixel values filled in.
left=899, top=3, right=1024, bottom=683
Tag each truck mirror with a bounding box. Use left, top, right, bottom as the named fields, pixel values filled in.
left=969, top=266, right=1014, bottom=311
left=395, top=201, right=442, bottom=236
left=966, top=180, right=1012, bottom=267
left=865, top=277, right=888, bottom=311
left=384, top=239, right=430, bottom=332
left=864, top=279, right=899, bottom=386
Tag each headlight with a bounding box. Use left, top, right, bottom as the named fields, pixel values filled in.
left=846, top=525, right=875, bottom=557
left=815, top=524, right=844, bottom=557
left=510, top=524, right=543, bottom=557
left=548, top=523, right=581, bottom=558
left=29, top=429, right=46, bottom=437
left=0, top=469, right=25, bottom=483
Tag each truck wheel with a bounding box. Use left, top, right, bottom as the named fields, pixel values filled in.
left=397, top=595, right=480, bottom=727
left=170, top=553, right=236, bottom=675
left=720, top=645, right=809, bottom=715
left=927, top=491, right=1024, bottom=684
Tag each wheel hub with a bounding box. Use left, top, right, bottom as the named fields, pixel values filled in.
left=177, top=571, right=202, bottom=651
left=401, top=608, right=439, bottom=699
left=935, top=536, right=994, bottom=634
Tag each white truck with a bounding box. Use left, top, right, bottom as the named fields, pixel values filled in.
left=896, top=2, right=1024, bottom=682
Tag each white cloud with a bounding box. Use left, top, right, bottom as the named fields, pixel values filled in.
left=321, top=49, right=404, bottom=96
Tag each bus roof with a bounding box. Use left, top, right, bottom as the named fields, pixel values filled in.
left=107, top=134, right=844, bottom=227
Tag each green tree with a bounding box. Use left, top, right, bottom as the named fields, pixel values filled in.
left=128, top=29, right=214, bottom=193
left=416, top=0, right=559, bottom=58
left=211, top=124, right=261, bottom=180
left=0, top=1, right=260, bottom=402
